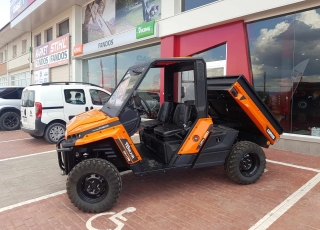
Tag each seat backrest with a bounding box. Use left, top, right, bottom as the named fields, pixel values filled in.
left=157, top=101, right=173, bottom=123
left=172, top=103, right=191, bottom=128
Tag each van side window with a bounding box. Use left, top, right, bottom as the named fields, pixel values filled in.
left=89, top=89, right=110, bottom=105
left=64, top=89, right=86, bottom=105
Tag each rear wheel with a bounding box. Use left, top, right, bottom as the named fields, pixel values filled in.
left=225, top=141, right=266, bottom=184
left=44, top=123, right=65, bottom=144
left=67, top=159, right=122, bottom=213
left=0, top=111, right=20, bottom=131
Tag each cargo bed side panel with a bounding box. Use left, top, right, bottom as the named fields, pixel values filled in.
left=207, top=75, right=283, bottom=145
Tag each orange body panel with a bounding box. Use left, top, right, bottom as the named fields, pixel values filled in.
left=231, top=82, right=280, bottom=144
left=66, top=109, right=141, bottom=164
left=178, top=118, right=213, bottom=154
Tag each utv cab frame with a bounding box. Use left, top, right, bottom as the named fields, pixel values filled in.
left=57, top=58, right=283, bottom=213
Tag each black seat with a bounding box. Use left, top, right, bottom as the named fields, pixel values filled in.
left=154, top=103, right=191, bottom=138
left=141, top=101, right=173, bottom=130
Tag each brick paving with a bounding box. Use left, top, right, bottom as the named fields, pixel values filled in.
left=0, top=130, right=320, bottom=230
left=0, top=130, right=55, bottom=159
left=0, top=161, right=318, bottom=230
left=265, top=148, right=320, bottom=170
left=0, top=130, right=30, bottom=141
left=269, top=182, right=320, bottom=230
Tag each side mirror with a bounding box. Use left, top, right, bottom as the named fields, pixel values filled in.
left=181, top=87, right=185, bottom=99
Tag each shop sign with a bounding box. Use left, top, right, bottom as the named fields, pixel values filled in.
left=136, top=20, right=155, bottom=39
left=78, top=27, right=158, bottom=58
left=33, top=34, right=69, bottom=71
left=34, top=68, right=49, bottom=84
left=10, top=0, right=36, bottom=20
left=74, top=44, right=84, bottom=56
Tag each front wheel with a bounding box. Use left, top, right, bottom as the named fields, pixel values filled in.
left=67, top=159, right=122, bottom=213
left=225, top=141, right=266, bottom=184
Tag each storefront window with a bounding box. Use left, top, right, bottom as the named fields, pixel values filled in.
left=117, top=44, right=160, bottom=79
left=182, top=0, right=219, bottom=12
left=247, top=8, right=320, bottom=136
left=10, top=72, right=31, bottom=86
left=83, top=44, right=160, bottom=96
left=181, top=44, right=226, bottom=102
left=193, top=44, right=226, bottom=77
left=83, top=54, right=115, bottom=92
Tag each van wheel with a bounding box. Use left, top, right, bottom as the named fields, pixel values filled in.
left=44, top=123, right=65, bottom=144
left=225, top=141, right=266, bottom=184
left=0, top=112, right=20, bottom=131
left=67, top=159, right=122, bottom=213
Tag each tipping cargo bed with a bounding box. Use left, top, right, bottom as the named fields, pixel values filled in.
left=207, top=75, right=283, bottom=147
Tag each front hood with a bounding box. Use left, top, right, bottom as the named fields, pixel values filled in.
left=67, top=109, right=114, bottom=135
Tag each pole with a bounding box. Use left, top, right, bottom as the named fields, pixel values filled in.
left=263, top=71, right=266, bottom=93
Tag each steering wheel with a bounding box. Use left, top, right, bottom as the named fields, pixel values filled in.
left=138, top=97, right=152, bottom=118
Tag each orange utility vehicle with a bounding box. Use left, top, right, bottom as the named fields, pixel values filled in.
left=57, top=58, right=283, bottom=213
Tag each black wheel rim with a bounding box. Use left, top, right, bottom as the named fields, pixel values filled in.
left=4, top=115, right=19, bottom=129
left=239, top=153, right=260, bottom=177
left=77, top=173, right=108, bottom=203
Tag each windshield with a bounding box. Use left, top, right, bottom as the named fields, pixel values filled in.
left=102, top=67, right=144, bottom=117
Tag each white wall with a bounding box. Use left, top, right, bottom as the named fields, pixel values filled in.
left=159, top=0, right=320, bottom=37
left=0, top=32, right=31, bottom=65
left=32, top=8, right=73, bottom=45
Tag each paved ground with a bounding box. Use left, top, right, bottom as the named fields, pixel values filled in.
left=0, top=130, right=320, bottom=230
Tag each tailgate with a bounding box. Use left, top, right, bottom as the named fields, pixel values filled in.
left=207, top=75, right=283, bottom=145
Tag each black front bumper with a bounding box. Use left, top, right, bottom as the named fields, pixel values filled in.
left=56, top=137, right=74, bottom=175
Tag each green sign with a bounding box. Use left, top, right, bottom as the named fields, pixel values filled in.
left=136, top=20, right=155, bottom=39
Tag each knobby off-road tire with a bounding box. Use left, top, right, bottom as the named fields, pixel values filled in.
left=225, top=141, right=266, bottom=184
left=0, top=111, right=20, bottom=131
left=67, top=159, right=122, bottom=213
left=44, top=123, right=65, bottom=144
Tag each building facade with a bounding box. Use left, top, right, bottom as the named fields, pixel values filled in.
left=0, top=0, right=320, bottom=154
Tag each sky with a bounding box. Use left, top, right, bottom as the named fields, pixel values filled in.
left=0, top=0, right=10, bottom=30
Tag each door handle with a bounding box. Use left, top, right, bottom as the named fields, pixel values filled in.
left=90, top=106, right=93, bottom=110
left=85, top=107, right=89, bottom=111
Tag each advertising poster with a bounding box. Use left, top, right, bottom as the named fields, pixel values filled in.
left=34, top=68, right=49, bottom=84
left=33, top=34, right=69, bottom=71
left=82, top=0, right=161, bottom=43
left=10, top=0, right=36, bottom=20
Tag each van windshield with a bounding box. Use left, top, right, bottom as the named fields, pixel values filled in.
left=102, top=68, right=144, bottom=117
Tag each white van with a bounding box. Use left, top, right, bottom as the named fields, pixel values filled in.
left=21, top=82, right=111, bottom=144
